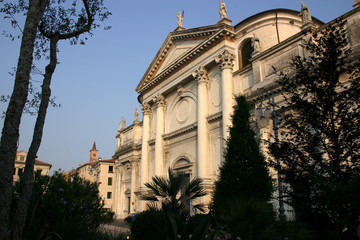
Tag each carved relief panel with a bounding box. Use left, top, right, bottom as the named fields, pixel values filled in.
left=166, top=82, right=197, bottom=134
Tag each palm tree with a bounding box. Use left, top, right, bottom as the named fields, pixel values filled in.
left=143, top=168, right=206, bottom=217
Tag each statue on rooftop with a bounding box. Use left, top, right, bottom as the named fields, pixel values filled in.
left=219, top=1, right=227, bottom=19
left=300, top=1, right=312, bottom=25
left=134, top=108, right=139, bottom=122
left=176, top=11, right=184, bottom=28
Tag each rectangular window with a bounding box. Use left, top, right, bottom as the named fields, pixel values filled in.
left=18, top=168, right=23, bottom=175
left=108, top=177, right=112, bottom=186
left=107, top=192, right=112, bottom=199
left=108, top=166, right=113, bottom=173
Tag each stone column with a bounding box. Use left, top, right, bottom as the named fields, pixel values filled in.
left=140, top=103, right=151, bottom=189
left=118, top=164, right=125, bottom=218
left=192, top=66, right=210, bottom=180
left=130, top=159, right=138, bottom=213
left=113, top=164, right=121, bottom=218
left=154, top=94, right=166, bottom=176
left=215, top=50, right=235, bottom=142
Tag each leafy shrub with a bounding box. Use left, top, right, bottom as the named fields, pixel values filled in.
left=215, top=198, right=312, bottom=240
left=215, top=198, right=275, bottom=239
left=14, top=171, right=114, bottom=239
left=130, top=209, right=169, bottom=240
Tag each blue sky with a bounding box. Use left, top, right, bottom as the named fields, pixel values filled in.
left=0, top=0, right=354, bottom=173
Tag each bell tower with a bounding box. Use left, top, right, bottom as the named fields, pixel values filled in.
left=90, top=142, right=98, bottom=162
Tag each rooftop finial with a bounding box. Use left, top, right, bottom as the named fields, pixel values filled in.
left=122, top=117, right=126, bottom=129
left=118, top=118, right=122, bottom=131
left=134, top=108, right=139, bottom=122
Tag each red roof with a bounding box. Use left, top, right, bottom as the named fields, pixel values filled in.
left=79, top=161, right=96, bottom=167
left=99, top=159, right=115, bottom=163
left=35, top=160, right=52, bottom=167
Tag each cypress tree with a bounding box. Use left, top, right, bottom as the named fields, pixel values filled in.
left=213, top=95, right=273, bottom=209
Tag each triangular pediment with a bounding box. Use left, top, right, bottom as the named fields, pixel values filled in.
left=136, top=24, right=235, bottom=94
left=158, top=39, right=203, bottom=73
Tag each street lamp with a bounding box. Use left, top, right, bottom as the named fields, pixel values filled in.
left=254, top=89, right=285, bottom=219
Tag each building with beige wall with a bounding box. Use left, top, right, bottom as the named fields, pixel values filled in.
left=77, top=142, right=115, bottom=209
left=13, top=151, right=52, bottom=183
left=112, top=2, right=360, bottom=219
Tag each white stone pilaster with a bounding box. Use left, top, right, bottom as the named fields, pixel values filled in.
left=113, top=165, right=121, bottom=218
left=192, top=66, right=210, bottom=180
left=140, top=103, right=151, bottom=188
left=130, top=159, right=138, bottom=213
left=118, top=164, right=125, bottom=218
left=154, top=94, right=166, bottom=176
left=215, top=50, right=235, bottom=142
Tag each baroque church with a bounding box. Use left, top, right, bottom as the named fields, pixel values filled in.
left=112, top=2, right=360, bottom=219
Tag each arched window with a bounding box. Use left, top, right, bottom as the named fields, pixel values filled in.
left=238, top=38, right=254, bottom=69
left=173, top=158, right=192, bottom=174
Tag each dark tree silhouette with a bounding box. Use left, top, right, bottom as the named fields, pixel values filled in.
left=213, top=95, right=273, bottom=208
left=269, top=19, right=360, bottom=240
left=0, top=1, right=110, bottom=239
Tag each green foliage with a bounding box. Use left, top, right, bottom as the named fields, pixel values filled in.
left=130, top=209, right=212, bottom=240
left=270, top=19, right=360, bottom=239
left=130, top=209, right=169, bottom=240
left=216, top=198, right=275, bottom=239
left=13, top=171, right=114, bottom=239
left=169, top=213, right=212, bottom=240
left=185, top=214, right=211, bottom=238
left=1, top=0, right=111, bottom=58
left=214, top=198, right=312, bottom=240
left=213, top=95, right=273, bottom=210
left=144, top=168, right=206, bottom=217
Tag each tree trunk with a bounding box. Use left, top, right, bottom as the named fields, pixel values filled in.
left=0, top=1, right=47, bottom=239
left=10, top=37, right=58, bottom=240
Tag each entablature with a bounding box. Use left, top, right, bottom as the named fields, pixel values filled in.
left=113, top=143, right=141, bottom=159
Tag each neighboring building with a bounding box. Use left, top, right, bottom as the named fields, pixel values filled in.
left=13, top=150, right=52, bottom=182
left=112, top=2, right=360, bottom=219
left=77, top=142, right=115, bottom=210
left=93, top=158, right=116, bottom=209
left=64, top=168, right=76, bottom=181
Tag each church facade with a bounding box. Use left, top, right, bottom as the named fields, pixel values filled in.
left=112, top=2, right=360, bottom=219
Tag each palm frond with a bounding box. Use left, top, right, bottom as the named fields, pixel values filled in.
left=143, top=167, right=207, bottom=216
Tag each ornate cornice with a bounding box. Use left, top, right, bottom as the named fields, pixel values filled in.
left=215, top=50, right=235, bottom=70
left=113, top=143, right=141, bottom=159
left=137, top=27, right=235, bottom=94
left=206, top=111, right=222, bottom=123
left=148, top=138, right=155, bottom=146
left=192, top=66, right=209, bottom=85
left=163, top=123, right=197, bottom=140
